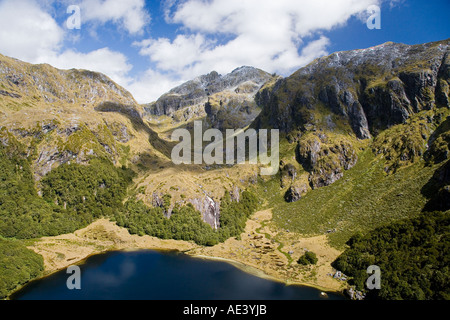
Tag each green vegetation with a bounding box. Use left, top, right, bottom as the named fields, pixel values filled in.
left=333, top=211, right=450, bottom=300
left=0, top=136, right=88, bottom=238
left=0, top=132, right=135, bottom=239
left=426, top=116, right=450, bottom=164
left=0, top=238, right=44, bottom=299
left=297, top=251, right=318, bottom=265
left=271, top=149, right=435, bottom=248
left=115, top=199, right=218, bottom=246
left=41, top=158, right=135, bottom=218
left=260, top=107, right=450, bottom=299
left=218, top=190, right=259, bottom=240
left=114, top=189, right=260, bottom=246
left=59, top=124, right=115, bottom=161
left=372, top=109, right=448, bottom=172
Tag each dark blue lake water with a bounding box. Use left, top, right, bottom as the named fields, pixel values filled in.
left=11, top=250, right=345, bottom=300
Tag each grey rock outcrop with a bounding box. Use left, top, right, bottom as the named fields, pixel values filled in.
left=296, top=135, right=357, bottom=189
left=189, top=196, right=220, bottom=229
left=255, top=39, right=450, bottom=137
left=143, top=66, right=273, bottom=126
left=348, top=101, right=371, bottom=139
left=280, top=161, right=298, bottom=188
left=229, top=186, right=241, bottom=202
left=285, top=183, right=308, bottom=202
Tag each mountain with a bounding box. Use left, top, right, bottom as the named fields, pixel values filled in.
left=0, top=54, right=261, bottom=235
left=1, top=39, right=448, bottom=223
left=1, top=39, right=449, bottom=300
left=0, top=53, right=173, bottom=179
left=250, top=39, right=449, bottom=300
left=255, top=39, right=450, bottom=189
left=255, top=40, right=449, bottom=136
left=1, top=39, right=449, bottom=223
left=143, top=66, right=276, bottom=129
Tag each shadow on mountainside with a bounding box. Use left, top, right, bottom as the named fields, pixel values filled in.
left=421, top=159, right=450, bottom=212
left=94, top=101, right=176, bottom=159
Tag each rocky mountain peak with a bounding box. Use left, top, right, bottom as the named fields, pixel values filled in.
left=0, top=53, right=151, bottom=179
left=254, top=38, right=449, bottom=191
left=298, top=40, right=448, bottom=78
left=0, top=53, right=138, bottom=109
left=256, top=39, right=450, bottom=137
left=142, top=66, right=274, bottom=121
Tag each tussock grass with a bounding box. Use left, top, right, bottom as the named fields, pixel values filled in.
left=260, top=149, right=436, bottom=249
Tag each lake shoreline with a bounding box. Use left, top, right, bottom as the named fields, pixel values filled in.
left=187, top=253, right=345, bottom=294
left=10, top=247, right=342, bottom=300
left=11, top=211, right=346, bottom=299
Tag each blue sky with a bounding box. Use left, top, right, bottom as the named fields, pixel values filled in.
left=0, top=0, right=448, bottom=103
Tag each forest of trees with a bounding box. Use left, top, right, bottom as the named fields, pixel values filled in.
left=114, top=189, right=260, bottom=246
left=1, top=137, right=260, bottom=247
left=41, top=158, right=135, bottom=219
left=0, top=142, right=85, bottom=238
left=0, top=134, right=261, bottom=298
left=0, top=238, right=44, bottom=299
left=333, top=210, right=450, bottom=300
left=0, top=139, right=134, bottom=239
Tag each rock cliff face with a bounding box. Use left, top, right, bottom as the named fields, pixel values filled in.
left=255, top=40, right=449, bottom=136
left=0, top=53, right=147, bottom=179
left=1, top=39, right=449, bottom=227
left=296, top=133, right=358, bottom=189
left=189, top=196, right=220, bottom=230
left=143, top=66, right=274, bottom=128
left=254, top=39, right=450, bottom=190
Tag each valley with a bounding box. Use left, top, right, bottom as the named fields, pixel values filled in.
left=21, top=208, right=345, bottom=295
left=1, top=38, right=449, bottom=300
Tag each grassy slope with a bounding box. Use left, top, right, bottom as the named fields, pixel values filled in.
left=255, top=107, right=449, bottom=249
left=271, top=150, right=435, bottom=249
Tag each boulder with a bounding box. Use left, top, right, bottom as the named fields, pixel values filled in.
left=284, top=183, right=308, bottom=202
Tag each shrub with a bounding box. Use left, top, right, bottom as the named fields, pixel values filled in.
left=298, top=251, right=318, bottom=265
left=333, top=211, right=450, bottom=300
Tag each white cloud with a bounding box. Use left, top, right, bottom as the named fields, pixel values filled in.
left=41, top=48, right=133, bottom=86
left=0, top=0, right=390, bottom=104
left=0, top=0, right=64, bottom=62
left=297, top=36, right=331, bottom=66
left=389, top=0, right=405, bottom=9
left=135, top=34, right=212, bottom=71
left=168, top=0, right=378, bottom=37
left=79, top=0, right=150, bottom=35
left=0, top=0, right=136, bottom=95
left=132, top=0, right=381, bottom=103
left=126, top=69, right=184, bottom=105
